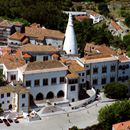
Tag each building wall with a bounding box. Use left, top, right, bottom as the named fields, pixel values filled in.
left=0, top=92, right=13, bottom=110
left=45, top=38, right=63, bottom=49
left=19, top=93, right=29, bottom=112
left=67, top=83, right=78, bottom=102
left=77, top=59, right=118, bottom=90
left=23, top=70, right=68, bottom=99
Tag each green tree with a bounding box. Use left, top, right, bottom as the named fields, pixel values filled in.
left=125, top=16, right=130, bottom=27
left=98, top=2, right=109, bottom=16
left=104, top=82, right=128, bottom=99
left=98, top=100, right=130, bottom=130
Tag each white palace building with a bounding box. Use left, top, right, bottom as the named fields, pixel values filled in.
left=0, top=14, right=130, bottom=113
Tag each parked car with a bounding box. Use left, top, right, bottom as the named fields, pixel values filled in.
left=0, top=119, right=3, bottom=123
left=8, top=118, right=13, bottom=123
left=3, top=119, right=10, bottom=126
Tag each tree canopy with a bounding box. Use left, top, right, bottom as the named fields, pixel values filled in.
left=104, top=82, right=128, bottom=99
left=98, top=100, right=130, bottom=130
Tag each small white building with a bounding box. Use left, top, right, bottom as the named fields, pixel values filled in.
left=89, top=12, right=103, bottom=24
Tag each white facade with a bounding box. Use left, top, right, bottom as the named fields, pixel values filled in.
left=23, top=70, right=68, bottom=100
left=90, top=14, right=103, bottom=24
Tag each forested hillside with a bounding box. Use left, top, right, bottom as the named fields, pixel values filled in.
left=0, top=0, right=72, bottom=30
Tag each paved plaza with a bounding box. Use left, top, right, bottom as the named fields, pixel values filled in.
left=0, top=100, right=114, bottom=130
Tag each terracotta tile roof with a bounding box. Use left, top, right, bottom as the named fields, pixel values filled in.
left=118, top=55, right=130, bottom=62
left=20, top=43, right=58, bottom=53
left=25, top=60, right=65, bottom=71
left=66, top=73, right=79, bottom=79
left=23, top=53, right=31, bottom=58
left=113, top=120, right=130, bottom=130
left=21, top=37, right=29, bottom=45
left=52, top=54, right=60, bottom=58
left=9, top=32, right=25, bottom=41
left=0, top=85, right=29, bottom=94
left=68, top=61, right=85, bottom=73
left=25, top=25, right=64, bottom=40
left=75, top=16, right=89, bottom=21
left=90, top=12, right=98, bottom=17
left=111, top=20, right=122, bottom=31
left=84, top=43, right=116, bottom=56
left=81, top=54, right=117, bottom=63
left=0, top=54, right=25, bottom=70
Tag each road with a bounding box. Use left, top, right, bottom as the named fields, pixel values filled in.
left=0, top=100, right=114, bottom=130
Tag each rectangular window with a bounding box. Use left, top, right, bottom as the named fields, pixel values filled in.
left=1, top=94, right=4, bottom=98
left=22, top=103, right=25, bottom=107
left=7, top=93, right=10, bottom=97
left=51, top=78, right=57, bottom=85
left=26, top=80, right=31, bottom=87
left=34, top=79, right=40, bottom=86
left=60, top=77, right=65, bottom=83
left=110, top=77, right=115, bottom=82
left=86, top=70, right=90, bottom=75
left=22, top=94, right=26, bottom=98
left=111, top=65, right=116, bottom=72
left=93, top=79, right=98, bottom=85
left=68, top=79, right=78, bottom=84
left=93, top=67, right=98, bottom=74
left=70, top=85, right=76, bottom=91
left=102, top=66, right=107, bottom=73
left=43, top=78, right=48, bottom=86
left=102, top=78, right=106, bottom=84
left=10, top=75, right=16, bottom=81
left=82, top=73, right=84, bottom=76
left=43, top=56, right=48, bottom=61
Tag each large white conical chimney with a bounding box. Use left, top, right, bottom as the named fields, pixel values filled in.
left=63, top=13, right=78, bottom=54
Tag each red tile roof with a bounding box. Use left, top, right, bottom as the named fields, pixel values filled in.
left=9, top=32, right=25, bottom=41
left=75, top=16, right=89, bottom=21
left=113, top=120, right=130, bottom=130
left=111, top=20, right=122, bottom=31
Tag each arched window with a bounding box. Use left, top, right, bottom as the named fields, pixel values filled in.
left=8, top=104, right=12, bottom=110
left=57, top=90, right=64, bottom=98
left=36, top=93, right=44, bottom=100
left=46, top=92, right=54, bottom=99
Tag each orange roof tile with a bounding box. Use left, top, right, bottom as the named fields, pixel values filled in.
left=25, top=60, right=65, bottom=71
left=9, top=32, right=25, bottom=41
left=25, top=25, right=64, bottom=40
left=118, top=55, right=130, bottom=62
left=20, top=43, right=58, bottom=53
left=66, top=73, right=79, bottom=79
left=75, top=16, right=89, bottom=21
left=90, top=12, right=97, bottom=16
left=0, top=54, right=25, bottom=69
left=111, top=20, right=122, bottom=31
left=113, top=120, right=130, bottom=130
left=23, top=53, right=31, bottom=58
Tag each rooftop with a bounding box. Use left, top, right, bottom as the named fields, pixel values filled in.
left=81, top=54, right=117, bottom=63
left=113, top=120, right=130, bottom=130
left=9, top=32, right=25, bottom=41
left=0, top=54, right=25, bottom=70
left=75, top=16, right=89, bottom=21
left=20, top=43, right=58, bottom=53
left=0, top=85, right=29, bottom=94
left=25, top=60, right=65, bottom=71
left=118, top=55, right=130, bottom=62
left=66, top=73, right=79, bottom=79
left=111, top=20, right=122, bottom=31
left=25, top=25, right=64, bottom=40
